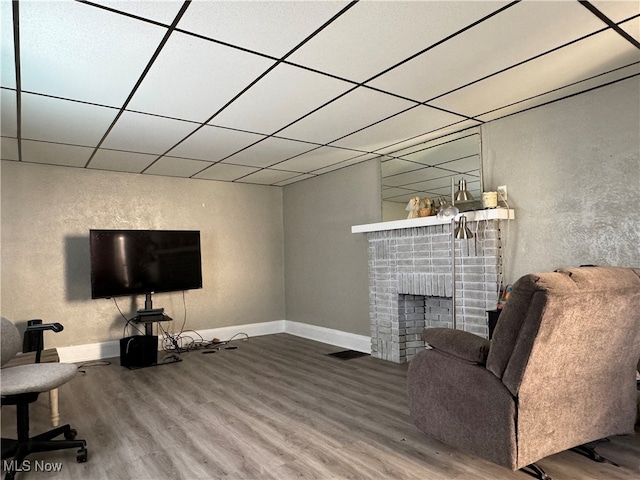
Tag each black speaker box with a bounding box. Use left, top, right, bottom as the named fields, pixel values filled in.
left=120, top=335, right=158, bottom=369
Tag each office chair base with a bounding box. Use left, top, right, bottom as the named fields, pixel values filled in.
left=1, top=424, right=87, bottom=480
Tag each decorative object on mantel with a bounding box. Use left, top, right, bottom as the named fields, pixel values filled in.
left=405, top=196, right=421, bottom=219
left=418, top=198, right=435, bottom=217
left=482, top=191, right=498, bottom=208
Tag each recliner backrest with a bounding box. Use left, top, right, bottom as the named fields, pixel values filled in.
left=1, top=317, right=23, bottom=366
left=487, top=266, right=640, bottom=397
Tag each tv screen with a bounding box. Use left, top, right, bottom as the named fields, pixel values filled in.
left=90, top=229, right=202, bottom=299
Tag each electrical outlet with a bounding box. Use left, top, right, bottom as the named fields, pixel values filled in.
left=497, top=185, right=508, bottom=201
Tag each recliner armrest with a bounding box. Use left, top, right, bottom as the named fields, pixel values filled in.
left=422, top=328, right=490, bottom=365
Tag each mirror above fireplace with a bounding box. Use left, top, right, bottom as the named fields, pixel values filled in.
left=381, top=126, right=482, bottom=221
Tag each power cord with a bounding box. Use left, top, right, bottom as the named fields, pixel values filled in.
left=496, top=190, right=511, bottom=300
left=114, top=298, right=145, bottom=337
left=201, top=332, right=250, bottom=353
left=77, top=360, right=112, bottom=374
left=113, top=293, right=250, bottom=355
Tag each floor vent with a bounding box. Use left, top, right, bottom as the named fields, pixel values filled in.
left=326, top=350, right=370, bottom=360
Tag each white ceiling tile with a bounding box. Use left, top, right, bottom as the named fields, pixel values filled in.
left=288, top=1, right=509, bottom=82
left=127, top=31, right=274, bottom=122
left=192, top=162, right=259, bottom=182
left=331, top=104, right=467, bottom=151
left=310, top=153, right=379, bottom=175
left=22, top=94, right=117, bottom=146
left=143, top=156, right=212, bottom=178
left=399, top=133, right=481, bottom=167
left=620, top=16, right=640, bottom=42
left=169, top=124, right=265, bottom=163
left=19, top=1, right=167, bottom=106
left=387, top=128, right=480, bottom=158
left=211, top=63, right=353, bottom=135
left=368, top=1, right=605, bottom=102
left=1, top=137, right=19, bottom=161
left=476, top=62, right=640, bottom=123
left=1, top=89, right=17, bottom=137
left=374, top=122, right=481, bottom=156
left=239, top=168, right=300, bottom=185
left=223, top=136, right=317, bottom=168
left=22, top=140, right=93, bottom=168
left=177, top=1, right=350, bottom=58
left=91, top=1, right=186, bottom=24
left=101, top=111, right=198, bottom=155
left=431, top=29, right=640, bottom=118
left=278, top=87, right=415, bottom=144
left=590, top=1, right=640, bottom=22
left=1, top=0, right=15, bottom=89
left=89, top=149, right=157, bottom=173
left=275, top=173, right=315, bottom=186
left=273, top=146, right=362, bottom=173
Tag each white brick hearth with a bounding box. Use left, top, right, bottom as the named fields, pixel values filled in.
left=352, top=209, right=514, bottom=363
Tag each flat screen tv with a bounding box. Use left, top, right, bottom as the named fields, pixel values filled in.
left=90, top=229, right=202, bottom=299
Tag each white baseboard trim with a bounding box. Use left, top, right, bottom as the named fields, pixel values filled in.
left=284, top=321, right=371, bottom=353
left=57, top=340, right=121, bottom=364
left=190, top=320, right=286, bottom=346
left=57, top=320, right=371, bottom=363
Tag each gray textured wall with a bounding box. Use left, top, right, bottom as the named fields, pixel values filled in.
left=482, top=77, right=640, bottom=282
left=2, top=79, right=637, bottom=349
left=283, top=160, right=381, bottom=336
left=1, top=161, right=285, bottom=348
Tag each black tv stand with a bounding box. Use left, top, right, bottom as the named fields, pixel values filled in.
left=137, top=308, right=164, bottom=316
left=119, top=293, right=181, bottom=368
left=133, top=314, right=172, bottom=336
left=134, top=293, right=172, bottom=336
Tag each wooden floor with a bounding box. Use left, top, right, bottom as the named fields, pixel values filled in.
left=2, top=333, right=639, bottom=479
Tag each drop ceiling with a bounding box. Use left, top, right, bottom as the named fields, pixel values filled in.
left=1, top=0, right=638, bottom=188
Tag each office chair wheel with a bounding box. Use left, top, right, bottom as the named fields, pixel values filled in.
left=64, top=428, right=78, bottom=440
left=77, top=447, right=88, bottom=463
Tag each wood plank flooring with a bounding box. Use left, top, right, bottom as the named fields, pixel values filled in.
left=2, top=333, right=639, bottom=479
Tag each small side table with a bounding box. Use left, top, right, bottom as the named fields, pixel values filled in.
left=487, top=309, right=501, bottom=339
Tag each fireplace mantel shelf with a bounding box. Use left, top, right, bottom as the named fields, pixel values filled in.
left=352, top=208, right=514, bottom=234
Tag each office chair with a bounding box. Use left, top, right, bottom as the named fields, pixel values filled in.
left=1, top=318, right=87, bottom=480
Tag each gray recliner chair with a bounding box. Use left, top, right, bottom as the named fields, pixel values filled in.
left=408, top=266, right=640, bottom=479
left=1, top=318, right=87, bottom=480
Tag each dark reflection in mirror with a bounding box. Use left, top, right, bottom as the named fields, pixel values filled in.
left=381, top=127, right=482, bottom=221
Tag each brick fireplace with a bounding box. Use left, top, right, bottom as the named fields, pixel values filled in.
left=352, top=209, right=513, bottom=363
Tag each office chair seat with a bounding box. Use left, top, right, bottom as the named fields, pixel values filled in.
left=1, top=363, right=77, bottom=396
